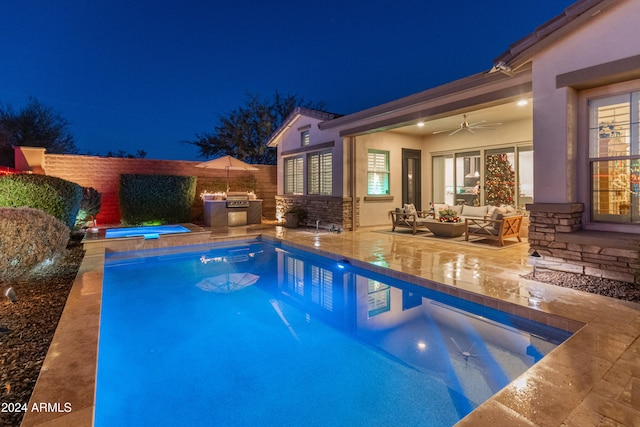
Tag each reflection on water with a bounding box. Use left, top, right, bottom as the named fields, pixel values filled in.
left=269, top=245, right=570, bottom=412
left=97, top=241, right=571, bottom=426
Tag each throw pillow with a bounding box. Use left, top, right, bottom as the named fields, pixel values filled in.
left=404, top=204, right=417, bottom=216
left=461, top=205, right=487, bottom=218
left=433, top=203, right=448, bottom=218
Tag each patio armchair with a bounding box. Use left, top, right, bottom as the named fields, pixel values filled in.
left=389, top=208, right=430, bottom=235
left=464, top=214, right=523, bottom=246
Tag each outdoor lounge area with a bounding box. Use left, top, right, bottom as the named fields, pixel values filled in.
left=22, top=222, right=640, bottom=427
left=389, top=203, right=525, bottom=245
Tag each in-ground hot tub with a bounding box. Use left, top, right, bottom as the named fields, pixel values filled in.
left=105, top=224, right=190, bottom=239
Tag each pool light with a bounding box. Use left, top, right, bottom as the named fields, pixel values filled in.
left=337, top=260, right=350, bottom=269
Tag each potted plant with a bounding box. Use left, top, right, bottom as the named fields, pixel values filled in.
left=284, top=206, right=307, bottom=228
left=438, top=208, right=461, bottom=223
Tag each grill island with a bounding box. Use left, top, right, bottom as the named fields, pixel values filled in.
left=203, top=192, right=262, bottom=227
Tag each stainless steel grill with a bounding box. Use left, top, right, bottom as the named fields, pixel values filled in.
left=226, top=192, right=250, bottom=208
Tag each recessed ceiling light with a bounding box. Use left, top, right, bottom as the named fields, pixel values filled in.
left=417, top=122, right=425, bottom=127
left=517, top=100, right=528, bottom=106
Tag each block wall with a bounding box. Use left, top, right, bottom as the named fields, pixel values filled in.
left=42, top=154, right=276, bottom=225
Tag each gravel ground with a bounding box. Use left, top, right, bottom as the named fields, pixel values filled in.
left=0, top=240, right=83, bottom=427
left=0, top=241, right=638, bottom=426
left=522, top=271, right=640, bottom=303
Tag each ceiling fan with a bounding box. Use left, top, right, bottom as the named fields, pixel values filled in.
left=432, top=114, right=502, bottom=136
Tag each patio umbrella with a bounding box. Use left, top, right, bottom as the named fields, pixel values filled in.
left=195, top=155, right=259, bottom=192
left=196, top=272, right=260, bottom=294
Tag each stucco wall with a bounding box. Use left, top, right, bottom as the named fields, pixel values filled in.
left=42, top=154, right=276, bottom=225
left=276, top=115, right=344, bottom=197
left=531, top=0, right=640, bottom=204
left=355, top=132, right=423, bottom=227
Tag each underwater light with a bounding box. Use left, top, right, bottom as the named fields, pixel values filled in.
left=337, top=260, right=350, bottom=269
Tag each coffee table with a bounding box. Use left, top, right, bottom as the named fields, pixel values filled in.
left=423, top=220, right=466, bottom=237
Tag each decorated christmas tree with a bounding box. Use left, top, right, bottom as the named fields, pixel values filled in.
left=484, top=154, right=515, bottom=206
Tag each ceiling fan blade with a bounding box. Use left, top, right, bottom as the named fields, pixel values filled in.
left=466, top=128, right=476, bottom=134
left=468, top=120, right=486, bottom=127
left=473, top=122, right=502, bottom=127
left=449, top=128, right=463, bottom=136
left=433, top=128, right=458, bottom=135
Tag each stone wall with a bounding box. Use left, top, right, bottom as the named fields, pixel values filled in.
left=42, top=154, right=276, bottom=225
left=528, top=203, right=639, bottom=283
left=275, top=196, right=359, bottom=230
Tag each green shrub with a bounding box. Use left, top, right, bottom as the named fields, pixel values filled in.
left=0, top=174, right=82, bottom=229
left=0, top=207, right=70, bottom=279
left=75, top=186, right=102, bottom=228
left=119, top=174, right=196, bottom=225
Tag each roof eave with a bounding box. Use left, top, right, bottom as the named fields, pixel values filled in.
left=493, top=0, right=618, bottom=70
left=266, top=107, right=338, bottom=147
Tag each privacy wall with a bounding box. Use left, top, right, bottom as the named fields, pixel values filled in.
left=42, top=154, right=276, bottom=225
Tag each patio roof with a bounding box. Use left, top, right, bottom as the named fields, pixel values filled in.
left=318, top=67, right=532, bottom=137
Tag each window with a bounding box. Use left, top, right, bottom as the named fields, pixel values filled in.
left=367, top=279, right=390, bottom=317
left=284, top=156, right=303, bottom=194
left=367, top=150, right=389, bottom=195
left=307, top=149, right=332, bottom=195
left=301, top=130, right=310, bottom=146
left=589, top=92, right=640, bottom=223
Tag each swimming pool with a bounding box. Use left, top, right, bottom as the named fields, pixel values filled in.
left=95, top=241, right=571, bottom=426
left=104, top=224, right=190, bottom=239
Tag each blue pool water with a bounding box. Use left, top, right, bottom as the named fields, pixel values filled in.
left=95, top=241, right=571, bottom=427
left=105, top=224, right=190, bottom=239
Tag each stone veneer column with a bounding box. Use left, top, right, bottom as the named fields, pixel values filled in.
left=527, top=203, right=584, bottom=254
left=527, top=202, right=639, bottom=282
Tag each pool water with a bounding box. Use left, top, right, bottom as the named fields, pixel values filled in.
left=104, top=224, right=190, bottom=239
left=95, top=241, right=571, bottom=427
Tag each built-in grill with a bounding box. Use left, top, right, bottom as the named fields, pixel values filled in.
left=203, top=192, right=261, bottom=228
left=225, top=192, right=250, bottom=226
left=225, top=192, right=250, bottom=208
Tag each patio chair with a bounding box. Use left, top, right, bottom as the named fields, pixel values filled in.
left=464, top=214, right=523, bottom=246
left=389, top=208, right=430, bottom=235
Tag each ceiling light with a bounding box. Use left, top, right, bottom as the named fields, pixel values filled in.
left=517, top=100, right=528, bottom=106
left=417, top=122, right=425, bottom=127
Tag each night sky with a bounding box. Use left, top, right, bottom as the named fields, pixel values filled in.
left=2, top=1, right=576, bottom=161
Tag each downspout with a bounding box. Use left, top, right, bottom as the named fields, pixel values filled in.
left=350, top=136, right=357, bottom=231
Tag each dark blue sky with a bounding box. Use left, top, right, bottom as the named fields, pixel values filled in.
left=2, top=1, right=576, bottom=161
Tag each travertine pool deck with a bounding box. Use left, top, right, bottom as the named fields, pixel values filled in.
left=21, top=224, right=640, bottom=426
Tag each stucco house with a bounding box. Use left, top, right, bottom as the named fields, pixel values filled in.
left=267, top=0, right=640, bottom=283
